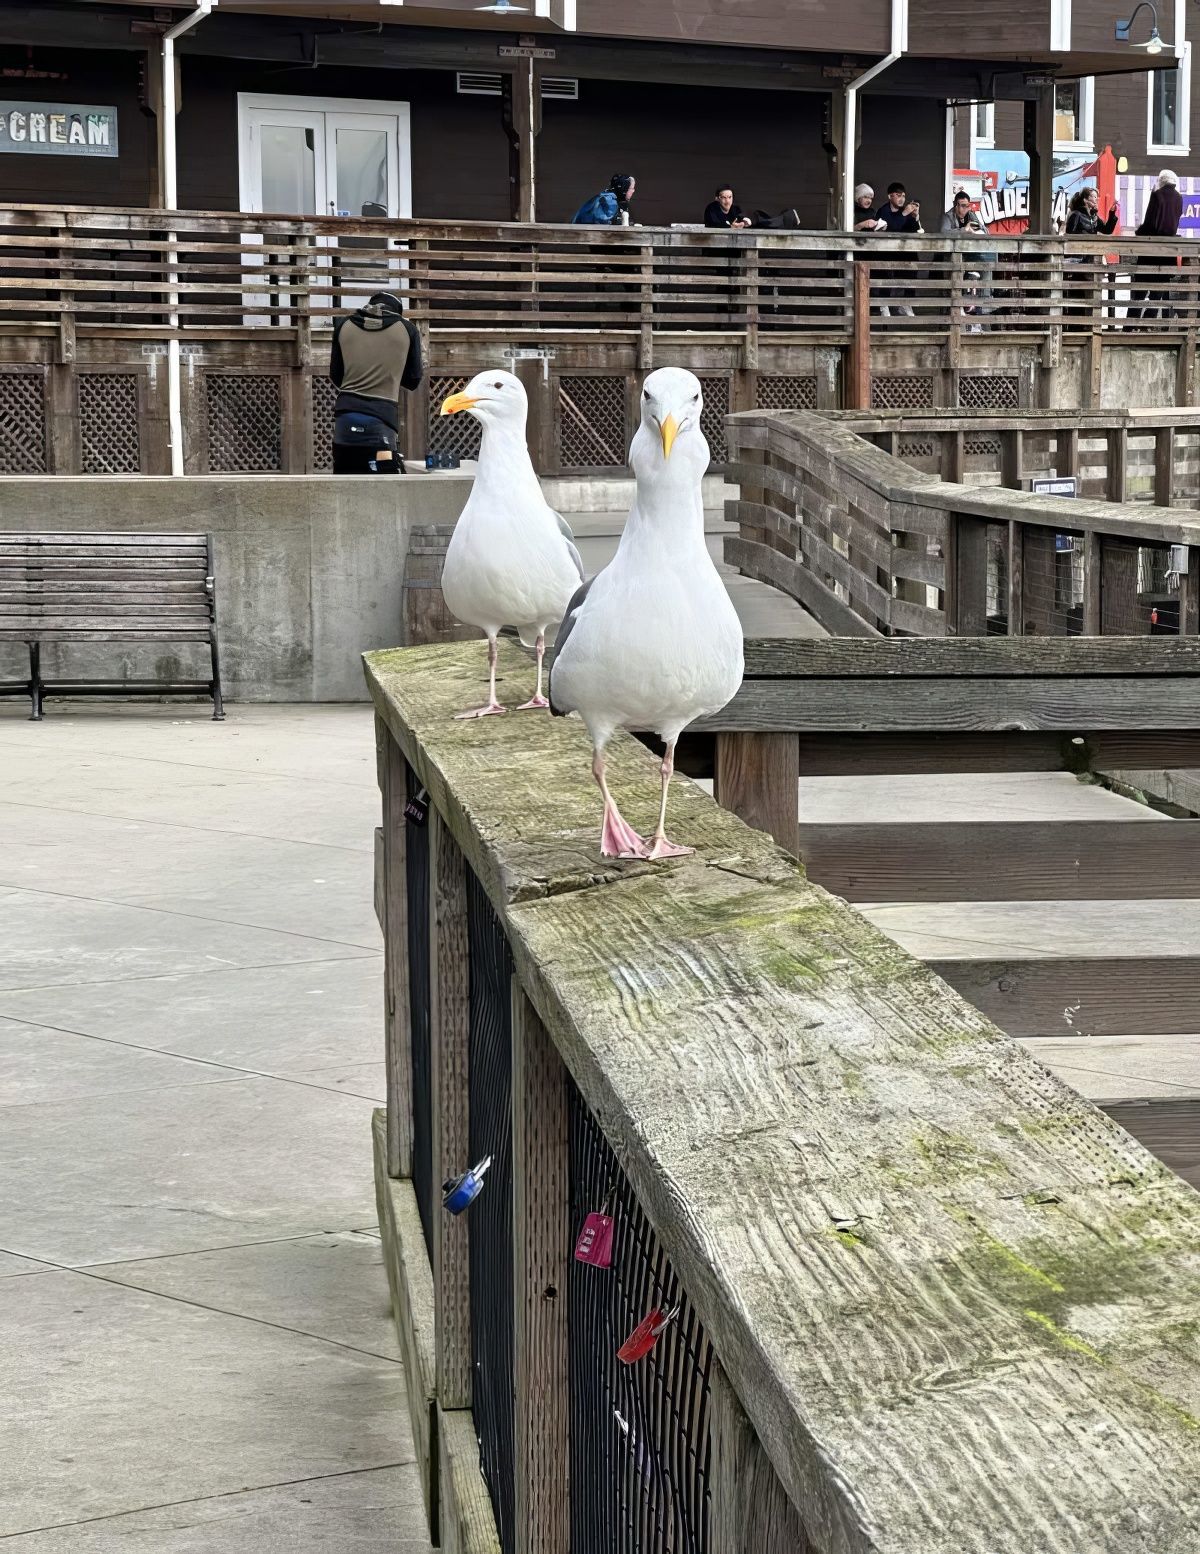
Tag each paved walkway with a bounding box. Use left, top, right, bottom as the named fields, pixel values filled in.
left=0, top=704, right=430, bottom=1551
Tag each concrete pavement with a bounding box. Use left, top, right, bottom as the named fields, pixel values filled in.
left=0, top=703, right=430, bottom=1551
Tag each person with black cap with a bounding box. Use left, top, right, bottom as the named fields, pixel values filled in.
left=572, top=174, right=636, bottom=225
left=329, top=291, right=424, bottom=474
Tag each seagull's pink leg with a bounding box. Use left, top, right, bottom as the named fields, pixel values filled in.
left=594, top=749, right=647, bottom=859
left=455, top=635, right=507, bottom=719
left=645, top=741, right=693, bottom=860
left=517, top=633, right=550, bottom=711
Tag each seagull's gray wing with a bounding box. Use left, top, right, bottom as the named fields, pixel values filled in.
left=553, top=509, right=585, bottom=582
left=548, top=572, right=596, bottom=717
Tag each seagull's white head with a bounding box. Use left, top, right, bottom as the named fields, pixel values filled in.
left=440, top=368, right=527, bottom=431
left=633, top=367, right=708, bottom=476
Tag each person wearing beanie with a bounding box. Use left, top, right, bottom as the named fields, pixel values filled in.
left=572, top=173, right=636, bottom=225
left=1129, top=168, right=1183, bottom=320
left=851, top=183, right=882, bottom=231
left=329, top=291, right=424, bottom=474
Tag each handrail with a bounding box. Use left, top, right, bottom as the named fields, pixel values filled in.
left=367, top=637, right=1200, bottom=1553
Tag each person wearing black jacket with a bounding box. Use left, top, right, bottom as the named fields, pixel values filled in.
left=874, top=182, right=922, bottom=317
left=1064, top=188, right=1120, bottom=322
left=329, top=291, right=423, bottom=473
left=1129, top=169, right=1183, bottom=321
left=704, top=186, right=752, bottom=229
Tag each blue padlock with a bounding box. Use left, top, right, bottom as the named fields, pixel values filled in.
left=442, top=1155, right=492, bottom=1215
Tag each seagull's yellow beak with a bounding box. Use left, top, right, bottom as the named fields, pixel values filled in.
left=440, top=391, right=480, bottom=417
left=660, top=413, right=679, bottom=461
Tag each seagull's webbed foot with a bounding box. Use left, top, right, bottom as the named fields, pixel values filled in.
left=516, top=693, right=550, bottom=711
left=601, top=801, right=648, bottom=860
left=455, top=701, right=507, bottom=720
left=641, top=740, right=692, bottom=862
left=455, top=634, right=506, bottom=719
left=644, top=835, right=693, bottom=860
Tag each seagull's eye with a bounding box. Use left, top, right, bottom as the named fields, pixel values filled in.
left=643, top=389, right=651, bottom=401
left=493, top=381, right=504, bottom=389
left=692, top=392, right=700, bottom=402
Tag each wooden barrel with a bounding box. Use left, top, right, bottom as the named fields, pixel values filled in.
left=402, top=523, right=478, bottom=647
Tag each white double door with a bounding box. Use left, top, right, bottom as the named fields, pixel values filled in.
left=238, top=95, right=412, bottom=320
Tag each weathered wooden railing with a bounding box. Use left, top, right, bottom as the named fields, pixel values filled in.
left=368, top=637, right=1200, bottom=1554
left=728, top=408, right=1200, bottom=638
left=3, top=202, right=1200, bottom=476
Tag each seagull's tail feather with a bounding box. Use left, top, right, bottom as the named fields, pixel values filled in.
left=548, top=573, right=595, bottom=718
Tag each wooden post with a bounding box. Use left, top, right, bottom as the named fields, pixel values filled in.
left=1023, top=87, right=1055, bottom=235
left=709, top=1359, right=811, bottom=1553
left=1180, top=545, right=1200, bottom=636
left=1006, top=520, right=1024, bottom=637
left=639, top=241, right=654, bottom=371
left=513, top=353, right=552, bottom=475
left=946, top=247, right=963, bottom=371
left=381, top=723, right=413, bottom=1179
left=429, top=804, right=473, bottom=1409
left=1000, top=428, right=1023, bottom=490
left=1083, top=531, right=1102, bottom=634
left=511, top=982, right=570, bottom=1554
left=713, top=733, right=800, bottom=857
left=1100, top=535, right=1145, bottom=635
left=505, top=58, right=540, bottom=222
left=944, top=513, right=990, bottom=635
left=742, top=240, right=759, bottom=373
left=1107, top=427, right=1129, bottom=504
left=849, top=260, right=871, bottom=410
left=1155, top=426, right=1176, bottom=506
left=1058, top=425, right=1080, bottom=482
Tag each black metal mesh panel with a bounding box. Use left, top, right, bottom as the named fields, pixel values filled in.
left=1102, top=541, right=1179, bottom=635
left=406, top=763, right=435, bottom=1259
left=467, top=869, right=516, bottom=1554
left=985, top=523, right=1009, bottom=636
left=1020, top=528, right=1084, bottom=636
left=568, top=1080, right=712, bottom=1554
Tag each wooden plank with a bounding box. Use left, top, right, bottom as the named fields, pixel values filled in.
left=372, top=1111, right=439, bottom=1542
left=438, top=1408, right=502, bottom=1554
left=797, top=819, right=1200, bottom=902
left=1155, top=426, right=1176, bottom=506
left=944, top=513, right=990, bottom=636
left=709, top=1358, right=813, bottom=1554
left=931, top=956, right=1200, bottom=1037
left=741, top=635, right=1200, bottom=677
left=1101, top=767, right=1200, bottom=815
left=429, top=804, right=473, bottom=1411
left=511, top=984, right=570, bottom=1554
left=694, top=676, right=1200, bottom=734
left=1104, top=1099, right=1200, bottom=1192
left=791, top=731, right=1200, bottom=776
left=383, top=728, right=414, bottom=1180
left=713, top=731, right=800, bottom=856
left=723, top=535, right=881, bottom=639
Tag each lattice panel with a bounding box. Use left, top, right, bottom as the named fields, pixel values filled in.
left=205, top=374, right=281, bottom=472
left=959, top=375, right=1020, bottom=410
left=0, top=371, right=46, bottom=473
left=964, top=433, right=1003, bottom=457
left=312, top=374, right=337, bottom=473
left=756, top=376, right=818, bottom=411
left=897, top=436, right=936, bottom=460
left=427, top=375, right=482, bottom=462
left=698, top=375, right=729, bottom=464
left=872, top=375, right=934, bottom=410
left=79, top=373, right=139, bottom=475
left=559, top=376, right=627, bottom=469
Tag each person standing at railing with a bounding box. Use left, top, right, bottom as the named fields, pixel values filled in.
left=1065, top=187, right=1120, bottom=323
left=874, top=182, right=922, bottom=317
left=1128, top=170, right=1182, bottom=322
left=940, top=190, right=993, bottom=330
left=329, top=291, right=424, bottom=474
left=850, top=183, right=886, bottom=232
left=572, top=175, right=636, bottom=226
left=704, top=185, right=752, bottom=229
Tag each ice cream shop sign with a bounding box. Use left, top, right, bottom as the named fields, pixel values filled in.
left=0, top=103, right=117, bottom=158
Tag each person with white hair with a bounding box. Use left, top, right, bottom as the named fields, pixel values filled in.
left=851, top=183, right=884, bottom=232
left=1129, top=168, right=1183, bottom=321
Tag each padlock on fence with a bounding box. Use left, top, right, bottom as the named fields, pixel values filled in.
left=617, top=1302, right=680, bottom=1364
left=574, top=1196, right=615, bottom=1268
left=404, top=786, right=430, bottom=826
left=442, top=1154, right=492, bottom=1215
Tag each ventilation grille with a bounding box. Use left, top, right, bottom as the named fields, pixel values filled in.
left=456, top=72, right=579, bottom=99
left=959, top=374, right=1020, bottom=410
left=872, top=375, right=935, bottom=410
left=0, top=370, right=46, bottom=473
left=428, top=375, right=482, bottom=462
left=559, top=376, right=627, bottom=470
left=312, top=374, right=337, bottom=473
left=699, top=375, right=729, bottom=464
left=79, top=373, right=140, bottom=475
left=205, top=373, right=282, bottom=473
left=756, top=375, right=818, bottom=412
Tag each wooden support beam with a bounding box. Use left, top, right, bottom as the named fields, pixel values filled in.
left=944, top=513, right=990, bottom=635
left=1155, top=425, right=1176, bottom=506
left=713, top=732, right=800, bottom=856
left=710, top=1359, right=814, bottom=1554
left=932, top=956, right=1200, bottom=1038
left=504, top=58, right=540, bottom=224
left=791, top=730, right=1200, bottom=776
left=1107, top=427, right=1129, bottom=504
left=1023, top=88, right=1055, bottom=235
left=849, top=261, right=871, bottom=410
left=511, top=982, right=570, bottom=1554
left=430, top=803, right=473, bottom=1410
left=797, top=819, right=1200, bottom=903
left=382, top=723, right=414, bottom=1178
left=1006, top=520, right=1024, bottom=637
left=1082, top=531, right=1102, bottom=635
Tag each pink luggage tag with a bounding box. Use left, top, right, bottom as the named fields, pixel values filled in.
left=617, top=1302, right=680, bottom=1365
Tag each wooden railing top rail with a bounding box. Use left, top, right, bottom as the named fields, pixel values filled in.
left=365, top=636, right=1200, bottom=1553
left=821, top=409, right=1200, bottom=433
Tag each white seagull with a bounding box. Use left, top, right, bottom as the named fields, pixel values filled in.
left=549, top=367, right=744, bottom=860
left=440, top=370, right=584, bottom=718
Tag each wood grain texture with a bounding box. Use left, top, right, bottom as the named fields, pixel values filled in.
left=430, top=804, right=473, bottom=1411
left=511, top=985, right=570, bottom=1554
left=741, top=636, right=1200, bottom=677
left=714, top=732, right=801, bottom=856
left=373, top=1110, right=440, bottom=1541
left=1104, top=1099, right=1200, bottom=1191
left=439, top=1407, right=503, bottom=1554
left=1102, top=768, right=1200, bottom=816
left=383, top=734, right=413, bottom=1178
left=932, top=957, right=1200, bottom=1037
left=798, top=819, right=1200, bottom=902
left=710, top=1359, right=814, bottom=1554
left=794, top=731, right=1200, bottom=775
left=367, top=641, right=1200, bottom=1554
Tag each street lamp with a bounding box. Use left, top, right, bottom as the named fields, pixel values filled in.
left=1115, top=1, right=1164, bottom=52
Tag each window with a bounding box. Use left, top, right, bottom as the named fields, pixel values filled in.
left=1148, top=43, right=1191, bottom=152
left=972, top=101, right=995, bottom=149
left=1054, top=78, right=1094, bottom=150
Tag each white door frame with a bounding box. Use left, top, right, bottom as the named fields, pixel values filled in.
left=236, top=93, right=413, bottom=217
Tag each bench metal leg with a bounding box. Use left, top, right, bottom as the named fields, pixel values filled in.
left=27, top=642, right=43, bottom=721
left=209, top=629, right=225, bottom=722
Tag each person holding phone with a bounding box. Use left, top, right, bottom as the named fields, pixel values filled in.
left=874, top=181, right=922, bottom=317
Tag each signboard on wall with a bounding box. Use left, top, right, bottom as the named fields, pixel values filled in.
left=0, top=103, right=118, bottom=157
left=960, top=147, right=1119, bottom=235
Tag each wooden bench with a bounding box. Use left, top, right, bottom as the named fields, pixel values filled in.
left=0, top=532, right=224, bottom=720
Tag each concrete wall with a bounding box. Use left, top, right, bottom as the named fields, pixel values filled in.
left=0, top=474, right=470, bottom=704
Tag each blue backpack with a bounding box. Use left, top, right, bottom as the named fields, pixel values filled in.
left=572, top=191, right=619, bottom=225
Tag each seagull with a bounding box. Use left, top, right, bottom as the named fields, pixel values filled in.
left=440, top=370, right=584, bottom=719
left=549, top=367, right=744, bottom=859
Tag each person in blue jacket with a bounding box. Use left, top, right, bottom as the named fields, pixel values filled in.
left=573, top=174, right=636, bottom=225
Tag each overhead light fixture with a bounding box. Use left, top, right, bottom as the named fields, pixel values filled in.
left=1115, top=1, right=1164, bottom=51
left=476, top=0, right=531, bottom=10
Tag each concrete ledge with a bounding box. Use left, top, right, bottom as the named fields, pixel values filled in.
left=372, top=1111, right=439, bottom=1543
left=438, top=1409, right=502, bottom=1554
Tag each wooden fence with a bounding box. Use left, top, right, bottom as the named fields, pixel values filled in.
left=727, top=408, right=1200, bottom=639
left=367, top=636, right=1200, bottom=1554
left=2, top=202, right=1200, bottom=476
